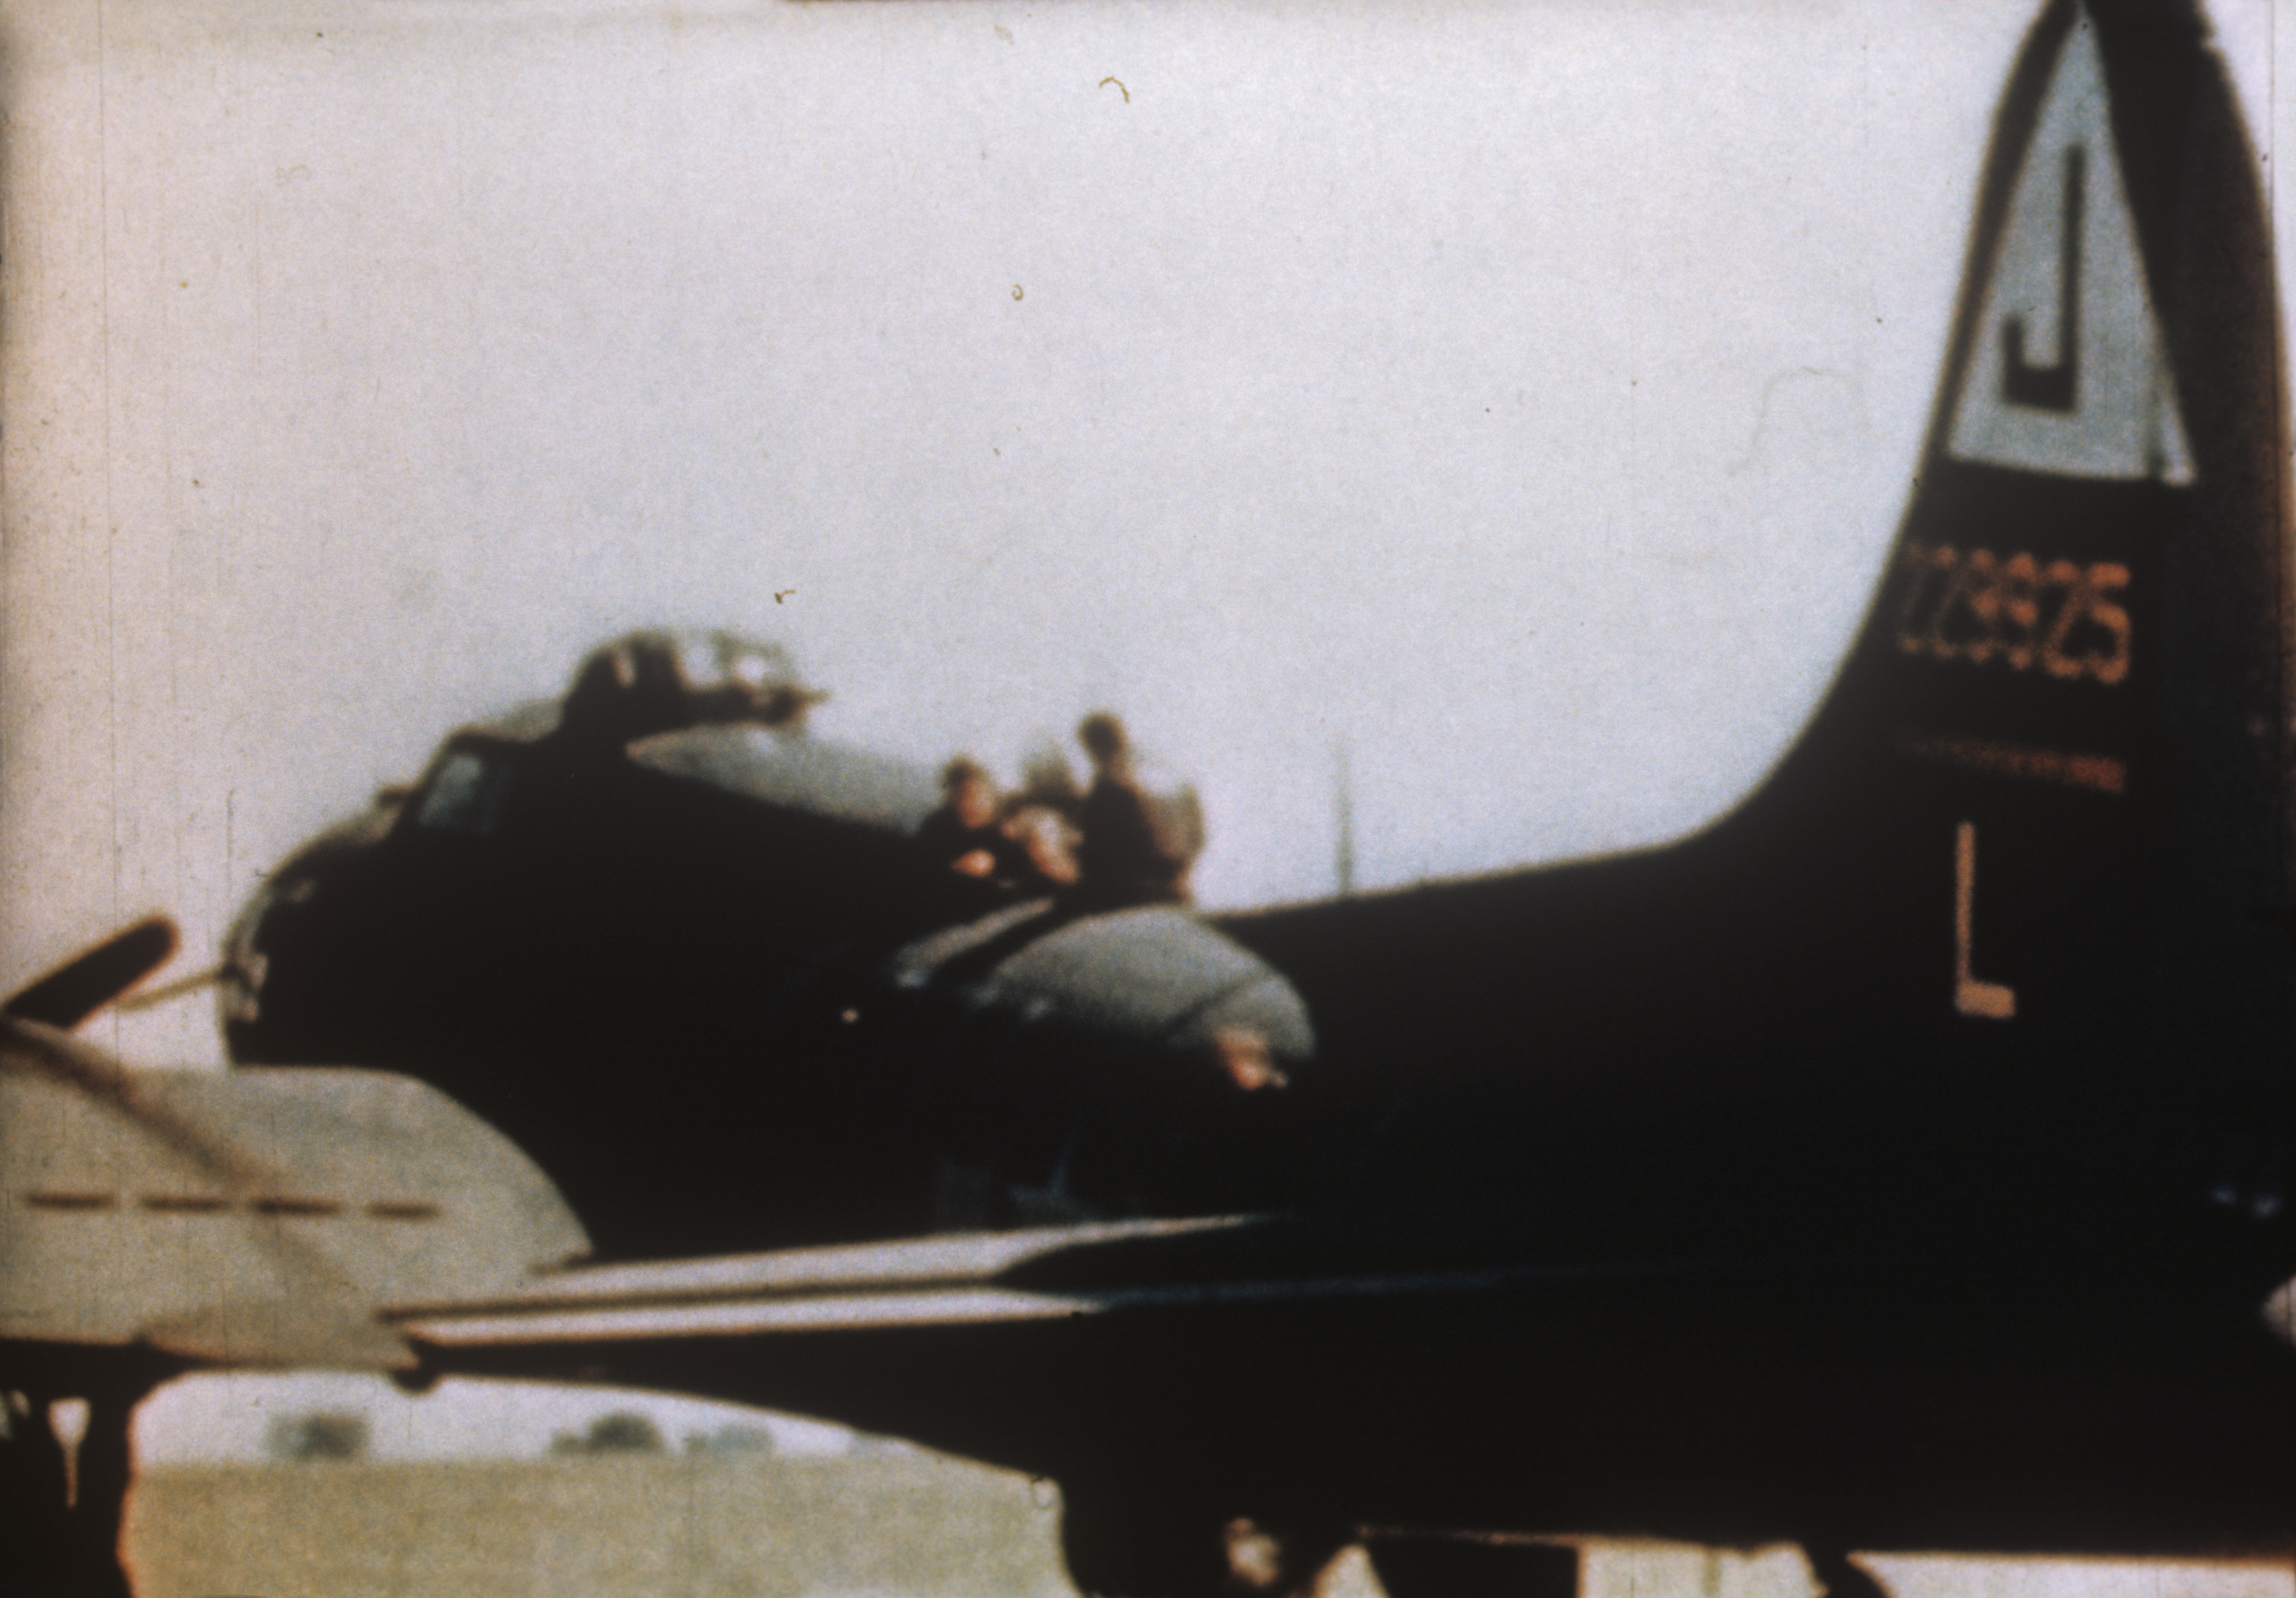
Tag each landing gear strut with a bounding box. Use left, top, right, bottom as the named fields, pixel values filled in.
left=1364, top=1535, right=1581, bottom=1598
left=1804, top=1547, right=1889, bottom=1598
left=1059, top=1483, right=1350, bottom=1598
left=4, top=1380, right=153, bottom=1598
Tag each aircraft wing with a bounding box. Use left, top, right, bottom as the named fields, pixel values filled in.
left=389, top=1212, right=2296, bottom=1563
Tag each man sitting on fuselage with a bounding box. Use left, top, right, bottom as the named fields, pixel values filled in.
left=916, top=758, right=1030, bottom=882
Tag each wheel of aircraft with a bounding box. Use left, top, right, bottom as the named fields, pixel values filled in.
left=0, top=1378, right=150, bottom=1598
left=1362, top=1535, right=1581, bottom=1598
left=1058, top=1483, right=1351, bottom=1598
left=1802, top=1549, right=1889, bottom=1598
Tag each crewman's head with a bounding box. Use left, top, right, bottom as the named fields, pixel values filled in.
left=941, top=757, right=998, bottom=826
left=1077, top=713, right=1129, bottom=771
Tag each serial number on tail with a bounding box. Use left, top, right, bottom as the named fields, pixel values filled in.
left=1893, top=542, right=2130, bottom=685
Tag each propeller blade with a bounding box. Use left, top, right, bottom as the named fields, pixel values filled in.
left=3, top=917, right=180, bottom=1030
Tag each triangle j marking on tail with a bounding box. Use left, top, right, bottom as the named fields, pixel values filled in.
left=1947, top=6, right=2195, bottom=484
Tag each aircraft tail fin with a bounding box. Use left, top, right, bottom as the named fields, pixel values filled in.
left=1729, top=0, right=2289, bottom=1226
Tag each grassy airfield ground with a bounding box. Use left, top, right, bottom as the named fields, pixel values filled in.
left=125, top=1447, right=1074, bottom=1598
left=124, top=1452, right=2296, bottom=1598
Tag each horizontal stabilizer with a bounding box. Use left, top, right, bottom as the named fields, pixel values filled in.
left=2, top=1016, right=590, bottom=1369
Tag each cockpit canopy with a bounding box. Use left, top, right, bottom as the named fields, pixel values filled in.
left=560, top=628, right=826, bottom=746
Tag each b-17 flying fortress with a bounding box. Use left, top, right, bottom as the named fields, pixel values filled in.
left=6, top=1, right=2295, bottom=1596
